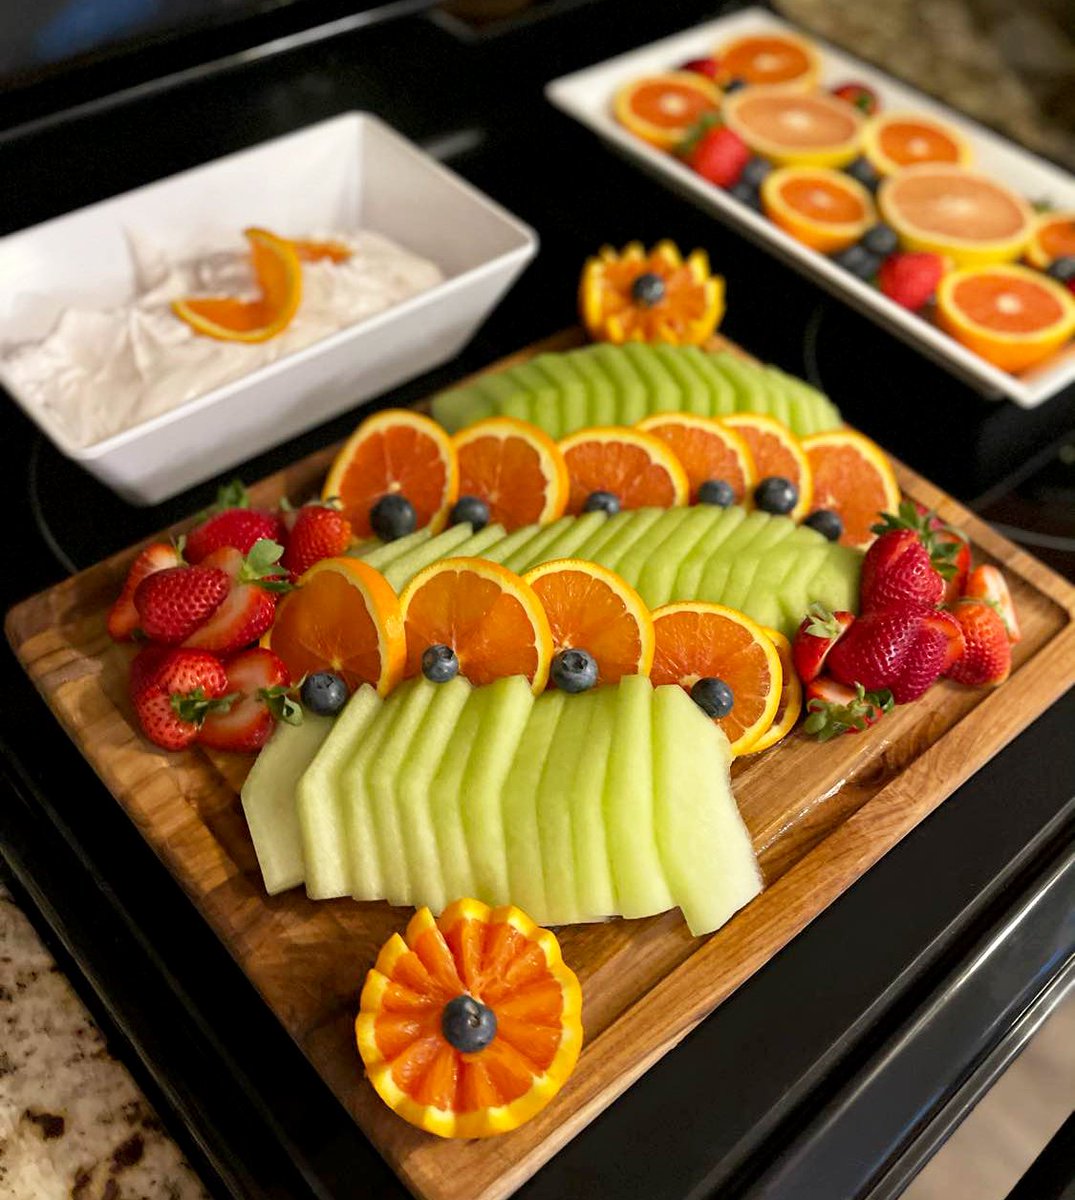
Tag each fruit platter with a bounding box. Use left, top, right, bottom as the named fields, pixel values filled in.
left=547, top=7, right=1075, bottom=408
left=7, top=306, right=1075, bottom=1200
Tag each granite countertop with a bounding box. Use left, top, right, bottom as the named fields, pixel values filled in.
left=0, top=886, right=208, bottom=1200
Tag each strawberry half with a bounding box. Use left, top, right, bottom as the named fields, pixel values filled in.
left=945, top=599, right=1012, bottom=687
left=889, top=610, right=963, bottom=703
left=132, top=647, right=233, bottom=751
left=792, top=603, right=856, bottom=683
left=803, top=678, right=894, bottom=740
left=877, top=252, right=944, bottom=311
left=280, top=500, right=353, bottom=581
left=182, top=539, right=291, bottom=655
left=185, top=480, right=283, bottom=564
left=134, top=562, right=231, bottom=644
left=680, top=118, right=750, bottom=188
left=962, top=564, right=1020, bottom=643
left=107, top=542, right=184, bottom=641
left=199, top=648, right=301, bottom=753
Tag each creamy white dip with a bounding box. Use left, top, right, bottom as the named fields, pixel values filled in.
left=1, top=230, right=444, bottom=448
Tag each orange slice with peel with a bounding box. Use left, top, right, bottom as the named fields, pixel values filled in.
left=453, top=417, right=569, bottom=532
left=266, top=556, right=405, bottom=695
left=935, top=263, right=1075, bottom=373
left=862, top=111, right=972, bottom=177
left=290, top=237, right=352, bottom=263
left=173, top=227, right=302, bottom=343
left=613, top=72, right=721, bottom=150
left=1025, top=211, right=1075, bottom=270
left=523, top=559, right=655, bottom=685
left=325, top=409, right=458, bottom=539
left=714, top=31, right=820, bottom=91
left=760, top=165, right=876, bottom=254
left=721, top=413, right=813, bottom=521
left=743, top=627, right=803, bottom=754
left=801, top=429, right=901, bottom=548
left=650, top=601, right=782, bottom=755
left=356, top=899, right=583, bottom=1139
left=723, top=90, right=864, bottom=168
left=638, top=412, right=755, bottom=504
left=399, top=557, right=553, bottom=693
left=559, top=426, right=689, bottom=514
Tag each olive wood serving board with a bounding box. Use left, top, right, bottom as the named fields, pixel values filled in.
left=8, top=330, right=1075, bottom=1200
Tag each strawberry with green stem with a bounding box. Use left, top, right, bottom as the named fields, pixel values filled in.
left=869, top=500, right=970, bottom=606
left=131, top=647, right=234, bottom=751
left=804, top=679, right=894, bottom=740
left=200, top=648, right=302, bottom=753
left=792, top=602, right=855, bottom=683
left=184, top=539, right=292, bottom=655
left=185, top=480, right=283, bottom=564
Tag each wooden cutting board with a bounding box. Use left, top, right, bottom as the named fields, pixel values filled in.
left=8, top=330, right=1075, bottom=1200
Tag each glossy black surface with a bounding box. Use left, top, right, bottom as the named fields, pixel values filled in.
left=2, top=2, right=1074, bottom=1197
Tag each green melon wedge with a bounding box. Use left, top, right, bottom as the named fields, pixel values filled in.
left=430, top=384, right=496, bottom=432
left=571, top=685, right=618, bottom=920
left=634, top=505, right=722, bottom=606
left=709, top=353, right=763, bottom=412
left=443, top=522, right=509, bottom=562
left=570, top=346, right=618, bottom=427
left=513, top=510, right=608, bottom=566
left=505, top=362, right=565, bottom=437
left=353, top=527, right=431, bottom=570
left=650, top=345, right=712, bottom=416
left=381, top=522, right=475, bottom=592
left=619, top=344, right=680, bottom=414
left=532, top=353, right=589, bottom=436
left=501, top=516, right=577, bottom=573
left=684, top=347, right=736, bottom=416
left=615, top=507, right=698, bottom=601
left=588, top=343, right=648, bottom=426
left=672, top=504, right=748, bottom=600
left=536, top=692, right=592, bottom=926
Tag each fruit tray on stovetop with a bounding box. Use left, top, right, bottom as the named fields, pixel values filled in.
left=7, top=311, right=1075, bottom=1200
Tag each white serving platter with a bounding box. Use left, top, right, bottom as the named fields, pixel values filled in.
left=0, top=113, right=537, bottom=504
left=547, top=6, right=1075, bottom=408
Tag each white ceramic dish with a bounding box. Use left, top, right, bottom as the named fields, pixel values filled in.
left=547, top=6, right=1075, bottom=408
left=0, top=113, right=537, bottom=504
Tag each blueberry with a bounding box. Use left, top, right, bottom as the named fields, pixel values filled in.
left=803, top=508, right=844, bottom=542
left=582, top=490, right=620, bottom=515
left=421, top=643, right=459, bottom=683
left=697, top=479, right=736, bottom=507
left=722, top=76, right=748, bottom=94
left=1046, top=255, right=1075, bottom=284
left=844, top=155, right=881, bottom=192
left=551, top=648, right=599, bottom=693
left=630, top=272, right=667, bottom=307
left=831, top=243, right=882, bottom=281
left=728, top=180, right=763, bottom=210
left=740, top=155, right=772, bottom=189
left=300, top=671, right=349, bottom=716
left=690, top=676, right=735, bottom=719
left=370, top=493, right=416, bottom=541
left=754, top=475, right=799, bottom=515
left=861, top=223, right=899, bottom=257
left=441, top=994, right=497, bottom=1054
left=449, top=494, right=490, bottom=531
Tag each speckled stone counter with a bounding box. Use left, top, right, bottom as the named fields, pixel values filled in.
left=0, top=887, right=208, bottom=1200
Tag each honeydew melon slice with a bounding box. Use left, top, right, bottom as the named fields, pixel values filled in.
left=297, top=685, right=381, bottom=899
left=505, top=362, right=565, bottom=437
left=570, top=685, right=618, bottom=920
left=532, top=353, right=589, bottom=437
left=241, top=712, right=334, bottom=895
left=764, top=366, right=810, bottom=433
left=570, top=346, right=618, bottom=427
left=672, top=505, right=748, bottom=600
left=650, top=345, right=712, bottom=416
left=778, top=369, right=841, bottom=435
left=685, top=347, right=736, bottom=415
left=709, top=352, right=764, bottom=412
left=354, top=527, right=432, bottom=570
left=619, top=343, right=681, bottom=414
left=752, top=365, right=793, bottom=427
left=468, top=370, right=534, bottom=424
left=428, top=683, right=488, bottom=902
left=443, top=522, right=509, bottom=562
left=775, top=545, right=835, bottom=631
left=475, top=520, right=552, bottom=565
left=382, top=522, right=475, bottom=592
left=721, top=554, right=769, bottom=620
left=651, top=684, right=762, bottom=936
left=635, top=505, right=726, bottom=607
left=429, top=384, right=495, bottom=432
left=555, top=508, right=635, bottom=567
left=588, top=343, right=648, bottom=426
left=614, top=508, right=699, bottom=599
left=501, top=516, right=577, bottom=573
left=511, top=510, right=607, bottom=566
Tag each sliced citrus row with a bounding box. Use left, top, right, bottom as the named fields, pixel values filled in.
left=761, top=166, right=876, bottom=254
left=173, top=227, right=303, bottom=343
left=356, top=899, right=583, bottom=1138
left=558, top=426, right=689, bottom=514
left=638, top=413, right=755, bottom=504
left=723, top=90, right=865, bottom=168
left=650, top=602, right=782, bottom=755
left=266, top=556, right=405, bottom=695
left=714, top=30, right=820, bottom=91
left=399, top=557, right=554, bottom=693
left=579, top=242, right=725, bottom=347
left=801, top=429, right=901, bottom=548
left=722, top=413, right=813, bottom=521
left=743, top=627, right=802, bottom=754
left=1025, top=211, right=1075, bottom=270
left=454, top=417, right=569, bottom=532
left=613, top=72, right=721, bottom=150
left=524, top=559, right=655, bottom=684
left=325, top=409, right=458, bottom=539
left=861, top=111, right=972, bottom=176
left=936, top=264, right=1075, bottom=372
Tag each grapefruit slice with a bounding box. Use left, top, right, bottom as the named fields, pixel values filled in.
left=714, top=31, right=819, bottom=91
left=613, top=72, right=721, bottom=150
left=723, top=89, right=864, bottom=168
left=878, top=164, right=1034, bottom=267
left=862, top=111, right=972, bottom=176
left=1025, top=211, right=1075, bottom=270
left=760, top=166, right=876, bottom=254
left=936, top=264, right=1075, bottom=372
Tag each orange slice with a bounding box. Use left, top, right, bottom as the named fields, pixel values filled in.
left=650, top=601, right=782, bottom=755
left=801, top=429, right=901, bottom=548
left=936, top=264, right=1075, bottom=372
left=579, top=241, right=725, bottom=346
left=878, top=165, right=1034, bottom=267
left=453, top=417, right=569, bottom=532
left=760, top=166, right=876, bottom=253
left=290, top=237, right=352, bottom=263
left=1025, top=211, right=1075, bottom=270
left=862, top=111, right=972, bottom=177
left=399, top=558, right=553, bottom=693
left=721, top=414, right=813, bottom=520
left=324, top=409, right=458, bottom=539
left=173, top=227, right=302, bottom=343
left=613, top=72, right=721, bottom=150
left=265, top=556, right=405, bottom=695
left=356, top=899, right=583, bottom=1139
left=558, top=427, right=689, bottom=514
left=523, top=559, right=655, bottom=685
left=743, top=627, right=803, bottom=754
left=723, top=90, right=864, bottom=168
left=637, top=412, right=755, bottom=504
left=714, top=31, right=820, bottom=91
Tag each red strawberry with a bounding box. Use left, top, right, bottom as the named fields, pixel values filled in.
left=831, top=81, right=879, bottom=116
left=134, top=564, right=231, bottom=644
left=861, top=529, right=945, bottom=612
left=680, top=56, right=719, bottom=79
left=945, top=600, right=1012, bottom=687
left=280, top=501, right=353, bottom=581
left=185, top=480, right=282, bottom=564
left=199, top=648, right=300, bottom=753
left=803, top=678, right=894, bottom=740
left=922, top=608, right=967, bottom=672
left=183, top=539, right=291, bottom=655
left=132, top=648, right=232, bottom=751
left=792, top=603, right=856, bottom=683
left=962, top=564, right=1020, bottom=643
left=682, top=120, right=750, bottom=188
left=911, top=501, right=970, bottom=603
left=878, top=252, right=944, bottom=310
left=129, top=644, right=170, bottom=700
left=889, top=610, right=963, bottom=703
left=827, top=605, right=932, bottom=693
left=107, top=542, right=184, bottom=641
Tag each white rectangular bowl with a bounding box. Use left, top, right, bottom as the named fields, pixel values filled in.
left=0, top=113, right=537, bottom=504
left=547, top=7, right=1075, bottom=408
